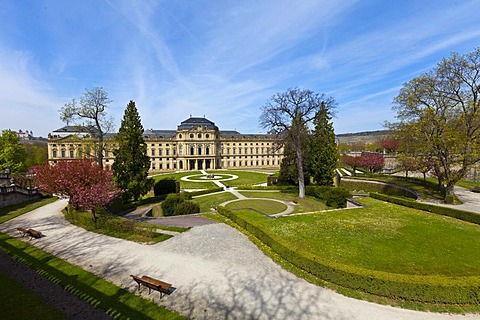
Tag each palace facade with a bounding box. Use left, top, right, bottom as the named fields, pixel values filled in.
left=48, top=117, right=283, bottom=173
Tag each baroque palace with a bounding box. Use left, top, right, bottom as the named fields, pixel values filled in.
left=48, top=116, right=283, bottom=173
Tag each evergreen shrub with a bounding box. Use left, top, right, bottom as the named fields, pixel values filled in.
left=176, top=201, right=200, bottom=215
left=161, top=193, right=198, bottom=216
left=153, top=179, right=179, bottom=196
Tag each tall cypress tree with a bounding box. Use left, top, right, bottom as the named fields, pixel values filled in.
left=112, top=100, right=152, bottom=201
left=308, top=102, right=338, bottom=186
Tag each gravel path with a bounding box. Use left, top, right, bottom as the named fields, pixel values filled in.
left=0, top=199, right=478, bottom=320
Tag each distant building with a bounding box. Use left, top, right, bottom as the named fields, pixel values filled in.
left=16, top=130, right=34, bottom=140
left=47, top=116, right=283, bottom=173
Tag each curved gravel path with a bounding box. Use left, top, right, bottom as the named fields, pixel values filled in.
left=0, top=199, right=478, bottom=320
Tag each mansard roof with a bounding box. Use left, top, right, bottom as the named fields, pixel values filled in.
left=143, top=129, right=176, bottom=138
left=52, top=125, right=97, bottom=133
left=177, top=117, right=219, bottom=131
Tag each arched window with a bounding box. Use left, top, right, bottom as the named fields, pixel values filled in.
left=190, top=146, right=195, bottom=155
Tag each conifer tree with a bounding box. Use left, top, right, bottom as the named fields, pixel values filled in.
left=308, top=102, right=338, bottom=186
left=112, top=101, right=152, bottom=201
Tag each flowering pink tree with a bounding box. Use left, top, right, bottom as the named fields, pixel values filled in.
left=31, top=160, right=119, bottom=222
left=341, top=155, right=363, bottom=175
left=359, top=153, right=385, bottom=173
left=379, top=138, right=400, bottom=153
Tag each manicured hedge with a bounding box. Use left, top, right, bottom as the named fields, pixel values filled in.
left=340, top=179, right=419, bottom=199
left=218, top=206, right=480, bottom=304
left=370, top=193, right=480, bottom=225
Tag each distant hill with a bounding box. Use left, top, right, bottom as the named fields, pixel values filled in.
left=336, top=130, right=390, bottom=144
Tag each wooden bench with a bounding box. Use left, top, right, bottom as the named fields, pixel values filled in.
left=130, top=274, right=172, bottom=298
left=17, top=227, right=43, bottom=239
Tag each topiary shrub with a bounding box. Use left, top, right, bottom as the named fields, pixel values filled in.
left=161, top=193, right=184, bottom=216
left=176, top=201, right=200, bottom=215
left=161, top=193, right=199, bottom=216
left=154, top=179, right=179, bottom=196
left=305, top=186, right=351, bottom=208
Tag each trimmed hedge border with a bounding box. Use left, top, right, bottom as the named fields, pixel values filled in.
left=218, top=207, right=480, bottom=304
left=370, top=193, right=480, bottom=225
left=340, top=179, right=419, bottom=199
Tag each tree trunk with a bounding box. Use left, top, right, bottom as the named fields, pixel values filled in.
left=91, top=208, right=97, bottom=224
left=444, top=183, right=455, bottom=203
left=296, top=147, right=305, bottom=199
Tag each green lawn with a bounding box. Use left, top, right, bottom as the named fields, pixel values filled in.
left=347, top=175, right=445, bottom=200
left=456, top=179, right=480, bottom=189
left=193, top=192, right=238, bottom=213
left=207, top=170, right=270, bottom=186
left=244, top=197, right=480, bottom=276
left=225, top=199, right=287, bottom=215
left=0, top=270, right=66, bottom=320
left=151, top=170, right=271, bottom=189
left=238, top=191, right=329, bottom=213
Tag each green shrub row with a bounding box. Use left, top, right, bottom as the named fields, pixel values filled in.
left=305, top=186, right=351, bottom=208
left=218, top=207, right=480, bottom=304
left=161, top=193, right=200, bottom=216
left=340, top=179, right=418, bottom=199
left=370, top=193, right=480, bottom=225
left=154, top=179, right=180, bottom=196
left=64, top=209, right=160, bottom=239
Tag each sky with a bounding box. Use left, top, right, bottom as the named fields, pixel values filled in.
left=1, top=0, right=480, bottom=137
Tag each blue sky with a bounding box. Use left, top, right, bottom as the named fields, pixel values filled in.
left=1, top=0, right=480, bottom=137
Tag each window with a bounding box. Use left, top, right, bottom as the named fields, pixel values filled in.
left=198, top=147, right=202, bottom=155
left=61, top=150, right=66, bottom=158
left=159, top=149, right=162, bottom=156
left=179, top=147, right=183, bottom=155
left=69, top=150, right=74, bottom=158
left=152, top=163, right=156, bottom=170
left=166, top=149, right=169, bottom=156
left=167, top=163, right=170, bottom=169
left=198, top=133, right=202, bottom=138
left=190, top=146, right=194, bottom=155
left=190, top=133, right=194, bottom=138
left=233, top=148, right=236, bottom=154
left=179, top=134, right=182, bottom=138
left=206, top=147, right=210, bottom=155
left=53, top=150, right=57, bottom=158
left=206, top=134, right=210, bottom=138
left=151, top=149, right=155, bottom=156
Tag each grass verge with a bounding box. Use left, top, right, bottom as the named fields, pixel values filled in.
left=0, top=233, right=184, bottom=319
left=64, top=209, right=174, bottom=243
left=0, top=269, right=66, bottom=320
left=0, top=196, right=58, bottom=224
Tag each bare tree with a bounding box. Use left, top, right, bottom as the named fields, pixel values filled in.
left=260, top=88, right=336, bottom=198
left=392, top=48, right=480, bottom=200
left=60, top=87, right=114, bottom=169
